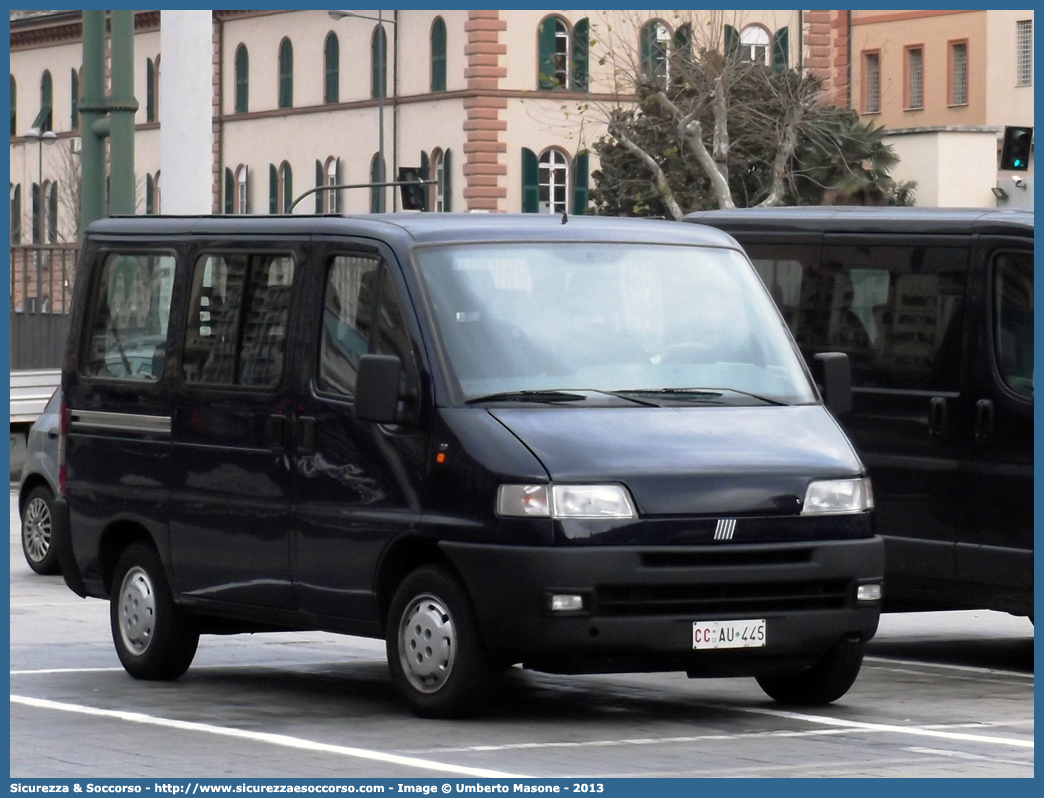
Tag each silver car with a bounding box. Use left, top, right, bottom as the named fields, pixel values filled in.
left=18, top=387, right=61, bottom=574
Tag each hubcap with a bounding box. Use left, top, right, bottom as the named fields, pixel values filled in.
left=22, top=497, right=52, bottom=564
left=118, top=566, right=156, bottom=656
left=398, top=593, right=455, bottom=694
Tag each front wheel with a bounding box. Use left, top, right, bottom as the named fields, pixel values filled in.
left=110, top=543, right=199, bottom=680
left=756, top=640, right=864, bottom=705
left=386, top=565, right=499, bottom=718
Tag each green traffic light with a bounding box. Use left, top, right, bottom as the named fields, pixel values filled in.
left=1014, top=159, right=1023, bottom=167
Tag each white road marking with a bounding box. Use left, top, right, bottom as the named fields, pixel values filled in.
left=904, top=747, right=1031, bottom=767
left=864, top=656, right=1034, bottom=680
left=10, top=694, right=526, bottom=778
left=11, top=667, right=125, bottom=675
left=745, top=706, right=1034, bottom=748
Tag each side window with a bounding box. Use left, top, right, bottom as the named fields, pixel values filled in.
left=82, top=252, right=175, bottom=380
left=318, top=254, right=380, bottom=396
left=821, top=245, right=967, bottom=391
left=742, top=243, right=818, bottom=351
left=374, top=267, right=417, bottom=397
left=182, top=253, right=295, bottom=388
left=993, top=251, right=1033, bottom=399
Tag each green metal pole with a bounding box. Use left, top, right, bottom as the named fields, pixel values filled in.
left=108, top=10, right=137, bottom=215
left=80, top=10, right=107, bottom=232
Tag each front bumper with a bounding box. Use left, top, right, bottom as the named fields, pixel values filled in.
left=440, top=537, right=883, bottom=675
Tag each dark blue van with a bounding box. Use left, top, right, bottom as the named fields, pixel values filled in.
left=52, top=214, right=883, bottom=717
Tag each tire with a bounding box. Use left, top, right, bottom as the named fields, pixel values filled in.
left=386, top=565, right=499, bottom=718
left=110, top=543, right=199, bottom=680
left=21, top=485, right=60, bottom=575
left=756, top=640, right=864, bottom=705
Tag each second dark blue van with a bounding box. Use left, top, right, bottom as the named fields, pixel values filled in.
left=53, top=214, right=882, bottom=717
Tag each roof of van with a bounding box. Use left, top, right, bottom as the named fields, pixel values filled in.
left=683, top=206, right=1034, bottom=237
left=85, top=212, right=740, bottom=248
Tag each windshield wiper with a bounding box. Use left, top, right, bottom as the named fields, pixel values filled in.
left=465, top=390, right=588, bottom=404
left=612, top=387, right=788, bottom=406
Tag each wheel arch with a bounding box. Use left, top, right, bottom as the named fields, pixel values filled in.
left=374, top=536, right=459, bottom=627
left=19, top=474, right=54, bottom=515
left=98, top=521, right=161, bottom=598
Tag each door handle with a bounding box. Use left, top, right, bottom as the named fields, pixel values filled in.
left=974, top=399, right=994, bottom=446
left=928, top=396, right=949, bottom=441
left=268, top=415, right=288, bottom=453
left=294, top=416, right=316, bottom=455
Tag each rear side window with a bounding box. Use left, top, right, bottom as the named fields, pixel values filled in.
left=993, top=252, right=1032, bottom=399
left=317, top=254, right=380, bottom=396
left=820, top=245, right=967, bottom=391
left=82, top=252, right=175, bottom=380
left=182, top=253, right=295, bottom=388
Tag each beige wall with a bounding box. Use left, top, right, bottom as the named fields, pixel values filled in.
left=984, top=10, right=1034, bottom=128
left=850, top=11, right=987, bottom=129
left=887, top=130, right=998, bottom=208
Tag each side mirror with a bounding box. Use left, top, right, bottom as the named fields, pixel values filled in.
left=811, top=352, right=852, bottom=417
left=355, top=354, right=402, bottom=423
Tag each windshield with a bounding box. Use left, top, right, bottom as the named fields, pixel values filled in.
left=416, top=242, right=816, bottom=405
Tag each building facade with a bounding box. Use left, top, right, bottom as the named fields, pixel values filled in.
left=9, top=8, right=1034, bottom=248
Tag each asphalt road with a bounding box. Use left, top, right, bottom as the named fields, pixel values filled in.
left=9, top=490, right=1034, bottom=778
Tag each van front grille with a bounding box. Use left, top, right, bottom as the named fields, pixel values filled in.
left=594, top=579, right=849, bottom=617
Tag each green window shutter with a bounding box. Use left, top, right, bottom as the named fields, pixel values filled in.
left=572, top=151, right=589, bottom=215
left=443, top=148, right=452, bottom=212
left=772, top=27, right=790, bottom=72
left=70, top=68, right=79, bottom=130
left=372, top=27, right=387, bottom=99
left=640, top=24, right=654, bottom=80
left=521, top=148, right=539, bottom=213
left=370, top=155, right=382, bottom=212
left=537, top=18, right=557, bottom=89
left=279, top=39, right=293, bottom=108
left=325, top=34, right=339, bottom=103
left=571, top=18, right=589, bottom=92
left=31, top=183, right=40, bottom=243
left=145, top=174, right=153, bottom=215
left=315, top=160, right=323, bottom=212
left=48, top=184, right=57, bottom=241
left=431, top=18, right=447, bottom=92
left=35, top=71, right=53, bottom=131
left=673, top=24, right=692, bottom=58
left=282, top=164, right=293, bottom=213
left=724, top=25, right=740, bottom=59
left=224, top=168, right=233, bottom=214
left=269, top=164, right=278, bottom=213
left=235, top=46, right=248, bottom=113
left=10, top=75, right=16, bottom=137
left=420, top=150, right=430, bottom=211
left=146, top=59, right=155, bottom=121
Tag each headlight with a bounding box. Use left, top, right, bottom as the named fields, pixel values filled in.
left=801, top=478, right=874, bottom=516
left=497, top=484, right=636, bottom=519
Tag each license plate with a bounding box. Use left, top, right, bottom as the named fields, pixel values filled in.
left=693, top=619, right=766, bottom=649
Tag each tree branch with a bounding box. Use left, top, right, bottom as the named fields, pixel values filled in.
left=656, top=91, right=735, bottom=209
left=609, top=122, right=686, bottom=220
left=756, top=97, right=805, bottom=207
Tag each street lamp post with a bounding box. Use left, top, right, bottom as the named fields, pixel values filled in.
left=328, top=9, right=395, bottom=211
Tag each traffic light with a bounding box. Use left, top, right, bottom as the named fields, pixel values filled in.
left=398, top=167, right=427, bottom=211
left=1000, top=126, right=1033, bottom=171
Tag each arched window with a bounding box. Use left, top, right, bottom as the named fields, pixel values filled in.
left=235, top=45, right=249, bottom=113
left=370, top=153, right=385, bottom=212
left=430, top=17, right=447, bottom=92
left=236, top=165, right=248, bottom=213
left=371, top=26, right=387, bottom=100
left=71, top=68, right=80, bottom=130
left=740, top=25, right=771, bottom=66
left=571, top=18, right=590, bottom=92
left=538, top=148, right=569, bottom=214
left=146, top=173, right=154, bottom=214
left=325, top=157, right=339, bottom=213
left=45, top=181, right=57, bottom=242
left=324, top=33, right=339, bottom=104
left=10, top=75, right=16, bottom=137
left=537, top=16, right=569, bottom=89
left=279, top=38, right=294, bottom=108
left=11, top=184, right=22, bottom=244
left=640, top=21, right=671, bottom=84
left=37, top=70, right=53, bottom=131
left=280, top=161, right=293, bottom=213
left=146, top=58, right=155, bottom=121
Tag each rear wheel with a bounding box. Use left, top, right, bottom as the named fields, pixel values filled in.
left=386, top=565, right=498, bottom=718
left=756, top=640, right=864, bottom=705
left=21, top=486, right=60, bottom=575
left=110, top=543, right=199, bottom=680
